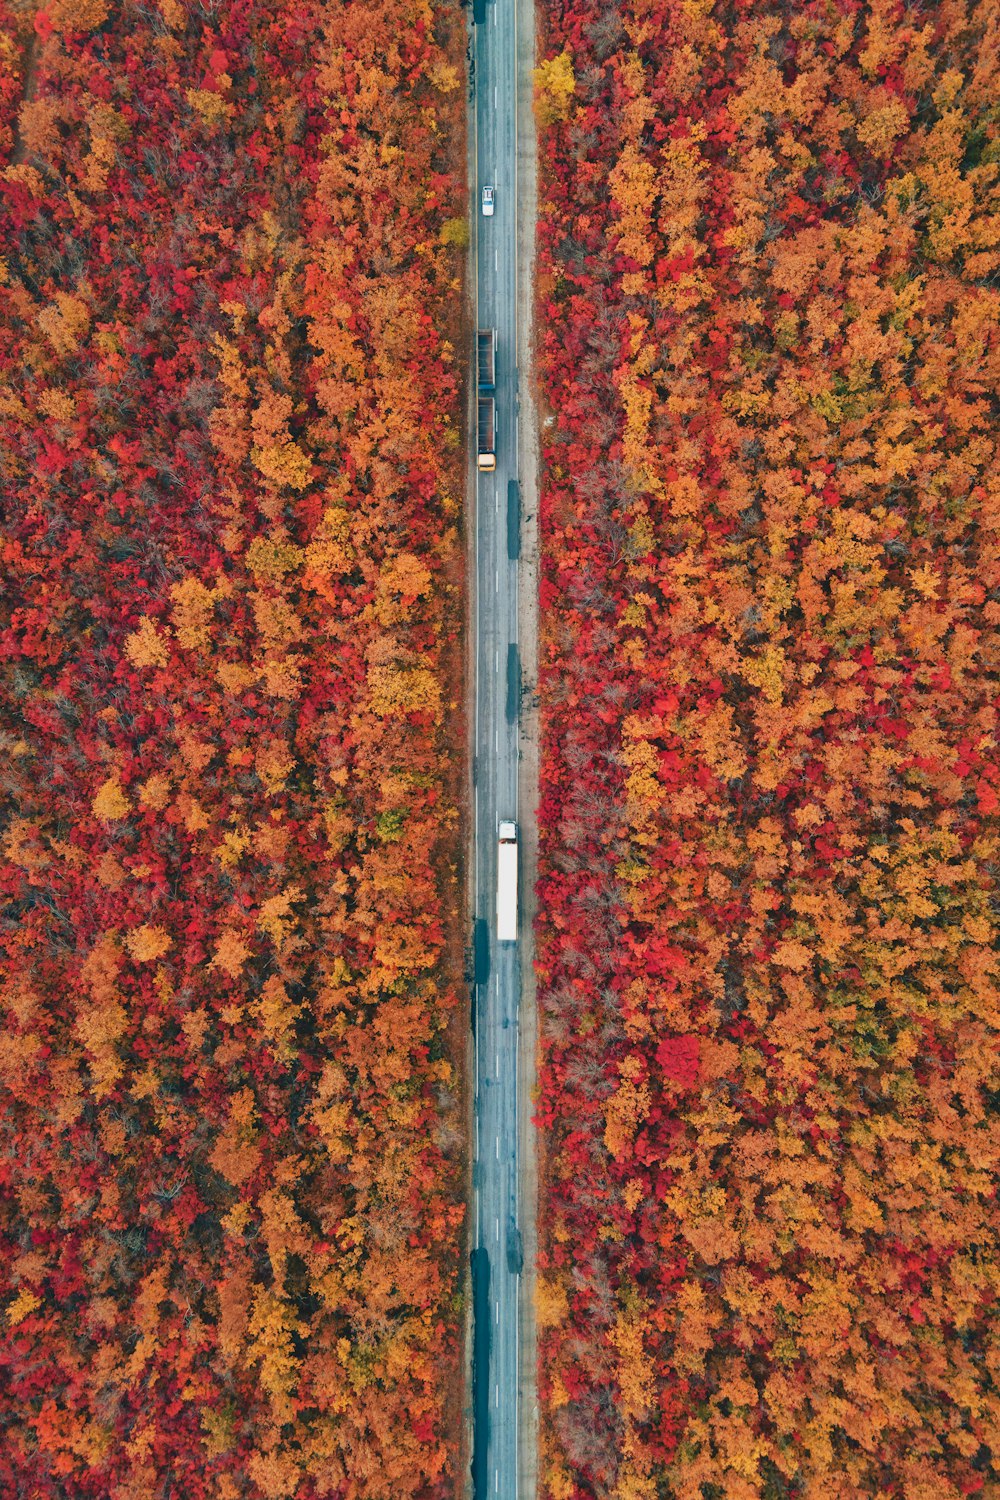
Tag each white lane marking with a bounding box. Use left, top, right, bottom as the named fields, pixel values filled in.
left=494, top=85, right=498, bottom=109
left=494, top=1384, right=498, bottom=1407
left=495, top=649, right=499, bottom=672
left=496, top=568, right=499, bottom=592
left=495, top=1136, right=499, bottom=1159
left=494, top=246, right=498, bottom=270
left=495, top=728, right=499, bottom=752
left=495, top=489, right=499, bottom=513
left=495, top=1301, right=499, bottom=1323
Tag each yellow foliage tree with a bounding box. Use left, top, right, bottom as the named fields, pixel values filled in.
left=126, top=925, right=172, bottom=963
left=124, top=615, right=169, bottom=669
left=92, top=776, right=130, bottom=821
left=534, top=51, right=576, bottom=125
left=246, top=1289, right=302, bottom=1426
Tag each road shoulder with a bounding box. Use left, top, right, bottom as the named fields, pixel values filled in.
left=515, top=0, right=540, bottom=1494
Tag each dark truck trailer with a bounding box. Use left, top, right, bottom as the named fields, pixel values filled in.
left=470, top=1247, right=491, bottom=1499
left=477, top=396, right=496, bottom=472
left=477, top=327, right=496, bottom=391
left=506, top=478, right=520, bottom=559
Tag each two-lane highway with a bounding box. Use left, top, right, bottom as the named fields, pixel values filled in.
left=471, top=0, right=522, bottom=1495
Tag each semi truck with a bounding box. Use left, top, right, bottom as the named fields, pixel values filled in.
left=477, top=396, right=496, bottom=472
left=477, top=328, right=497, bottom=470
left=497, top=820, right=518, bottom=942
left=477, top=327, right=496, bottom=391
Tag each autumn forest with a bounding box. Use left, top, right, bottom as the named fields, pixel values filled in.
left=0, top=0, right=467, bottom=1492
left=1, top=0, right=999, bottom=1496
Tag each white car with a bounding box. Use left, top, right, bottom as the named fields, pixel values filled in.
left=481, top=185, right=495, bottom=217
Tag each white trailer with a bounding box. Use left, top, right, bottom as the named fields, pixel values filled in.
left=497, top=820, right=518, bottom=942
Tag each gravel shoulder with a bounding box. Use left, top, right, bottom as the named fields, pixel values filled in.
left=515, top=0, right=540, bottom=1492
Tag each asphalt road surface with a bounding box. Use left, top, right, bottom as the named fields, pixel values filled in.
left=471, top=0, right=522, bottom=1494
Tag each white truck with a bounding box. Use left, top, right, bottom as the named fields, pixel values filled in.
left=497, top=821, right=518, bottom=942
